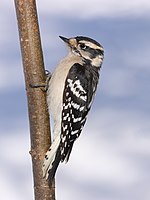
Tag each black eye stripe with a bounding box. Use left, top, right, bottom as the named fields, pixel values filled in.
left=96, top=48, right=104, bottom=56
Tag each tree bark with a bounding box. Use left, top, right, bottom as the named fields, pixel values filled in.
left=14, top=0, right=55, bottom=199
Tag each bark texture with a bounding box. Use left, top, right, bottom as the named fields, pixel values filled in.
left=14, top=0, right=55, bottom=199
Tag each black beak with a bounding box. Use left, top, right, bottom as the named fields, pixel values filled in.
left=59, top=36, right=69, bottom=43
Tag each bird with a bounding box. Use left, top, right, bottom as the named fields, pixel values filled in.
left=42, top=35, right=104, bottom=183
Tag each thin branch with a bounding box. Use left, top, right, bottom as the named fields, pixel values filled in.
left=14, top=0, right=55, bottom=199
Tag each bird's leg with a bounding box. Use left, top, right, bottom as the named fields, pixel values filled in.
left=30, top=70, right=51, bottom=92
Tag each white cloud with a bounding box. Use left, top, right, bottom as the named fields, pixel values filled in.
left=0, top=130, right=33, bottom=200
left=1, top=102, right=150, bottom=200
left=56, top=107, right=150, bottom=199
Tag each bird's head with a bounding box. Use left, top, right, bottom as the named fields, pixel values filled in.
left=59, top=36, right=104, bottom=68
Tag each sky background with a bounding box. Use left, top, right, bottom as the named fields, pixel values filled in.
left=0, top=0, right=150, bottom=200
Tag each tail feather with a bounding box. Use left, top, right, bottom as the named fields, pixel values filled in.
left=42, top=136, right=75, bottom=184
left=48, top=146, right=61, bottom=184
left=42, top=135, right=60, bottom=179
left=63, top=141, right=74, bottom=163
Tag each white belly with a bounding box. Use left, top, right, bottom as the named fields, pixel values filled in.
left=46, top=53, right=83, bottom=138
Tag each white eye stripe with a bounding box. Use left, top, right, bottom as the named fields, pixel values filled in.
left=79, top=40, right=103, bottom=51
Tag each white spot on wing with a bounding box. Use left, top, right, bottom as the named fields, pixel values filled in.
left=71, top=130, right=78, bottom=135
left=67, top=79, right=87, bottom=101
left=79, top=106, right=85, bottom=111
left=63, top=113, right=69, bottom=120
left=63, top=125, right=68, bottom=131
left=73, top=117, right=82, bottom=123
left=71, top=102, right=80, bottom=110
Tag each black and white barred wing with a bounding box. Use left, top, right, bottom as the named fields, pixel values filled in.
left=60, top=64, right=95, bottom=162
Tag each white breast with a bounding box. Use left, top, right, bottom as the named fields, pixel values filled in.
left=47, top=53, right=82, bottom=124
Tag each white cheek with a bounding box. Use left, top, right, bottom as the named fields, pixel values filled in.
left=91, top=55, right=103, bottom=67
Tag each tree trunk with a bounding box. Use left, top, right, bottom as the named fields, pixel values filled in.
left=14, top=0, right=55, bottom=199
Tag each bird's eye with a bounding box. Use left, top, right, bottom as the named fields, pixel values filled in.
left=79, top=43, right=87, bottom=50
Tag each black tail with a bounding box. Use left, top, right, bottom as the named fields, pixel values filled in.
left=48, top=142, right=74, bottom=185
left=63, top=141, right=74, bottom=163
left=48, top=146, right=61, bottom=185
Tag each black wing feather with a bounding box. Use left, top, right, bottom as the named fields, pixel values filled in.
left=60, top=63, right=99, bottom=162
